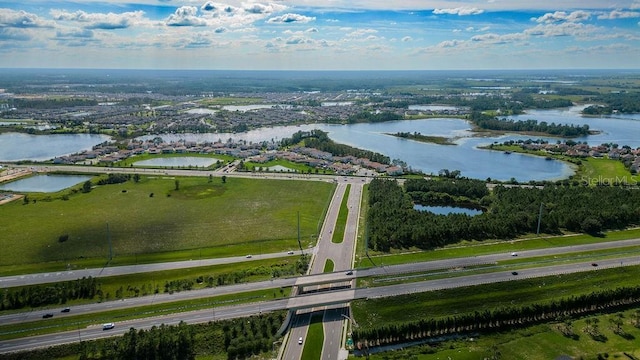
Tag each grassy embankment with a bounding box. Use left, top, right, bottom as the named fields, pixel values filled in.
left=331, top=184, right=350, bottom=244
left=485, top=143, right=638, bottom=184
left=0, top=175, right=334, bottom=275
left=353, top=266, right=640, bottom=360
left=323, top=259, right=335, bottom=273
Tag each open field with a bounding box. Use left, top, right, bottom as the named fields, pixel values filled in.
left=0, top=175, right=334, bottom=272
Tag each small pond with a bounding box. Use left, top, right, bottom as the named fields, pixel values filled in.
left=0, top=174, right=93, bottom=193
left=133, top=157, right=220, bottom=167
left=414, top=204, right=483, bottom=216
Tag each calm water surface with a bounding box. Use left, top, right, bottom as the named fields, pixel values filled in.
left=414, top=204, right=483, bottom=216
left=0, top=174, right=93, bottom=192
left=2, top=106, right=638, bottom=182
left=0, top=133, right=110, bottom=161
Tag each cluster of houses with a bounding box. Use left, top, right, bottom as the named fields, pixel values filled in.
left=517, top=141, right=640, bottom=173
left=52, top=138, right=404, bottom=176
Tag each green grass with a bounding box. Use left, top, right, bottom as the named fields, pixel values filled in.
left=331, top=184, right=350, bottom=244
left=118, top=153, right=235, bottom=168
left=0, top=288, right=291, bottom=341
left=357, top=228, right=640, bottom=268
left=0, top=176, right=334, bottom=272
left=352, top=265, right=640, bottom=331
left=366, top=309, right=640, bottom=360
left=301, top=311, right=324, bottom=360
left=323, top=259, right=334, bottom=273
left=580, top=157, right=638, bottom=185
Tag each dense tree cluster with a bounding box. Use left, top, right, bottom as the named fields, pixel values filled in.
left=96, top=173, right=130, bottom=185
left=13, top=98, right=98, bottom=109
left=470, top=112, right=591, bottom=137
left=353, top=286, right=640, bottom=349
left=0, top=277, right=99, bottom=310
left=367, top=179, right=640, bottom=252
left=343, top=111, right=403, bottom=124
left=582, top=92, right=640, bottom=114
left=281, top=129, right=391, bottom=164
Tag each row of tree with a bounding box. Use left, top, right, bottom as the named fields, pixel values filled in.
left=281, top=129, right=391, bottom=165
left=470, top=112, right=591, bottom=137
left=353, top=286, right=640, bottom=349
left=0, top=277, right=99, bottom=310
left=582, top=92, right=640, bottom=114
left=367, top=179, right=640, bottom=251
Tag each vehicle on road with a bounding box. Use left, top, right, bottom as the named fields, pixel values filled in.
left=287, top=251, right=294, bottom=255
left=511, top=252, right=517, bottom=256
left=61, top=307, right=70, bottom=313
left=246, top=255, right=252, bottom=258
left=592, top=263, right=598, bottom=267
left=345, top=270, right=353, bottom=275
left=103, top=323, right=115, bottom=330
left=298, top=337, right=303, bottom=345
left=42, top=313, right=53, bottom=318
left=511, top=271, right=518, bottom=275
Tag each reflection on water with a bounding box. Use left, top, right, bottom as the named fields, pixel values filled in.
left=414, top=204, right=483, bottom=216
left=0, top=174, right=93, bottom=193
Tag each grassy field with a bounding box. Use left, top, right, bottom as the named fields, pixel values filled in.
left=0, top=175, right=334, bottom=272
left=323, top=259, right=334, bottom=273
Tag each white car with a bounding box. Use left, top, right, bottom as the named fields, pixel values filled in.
left=287, top=251, right=294, bottom=255
left=511, top=252, right=518, bottom=257
left=246, top=255, right=252, bottom=258
left=298, top=337, right=303, bottom=345
left=102, top=323, right=115, bottom=330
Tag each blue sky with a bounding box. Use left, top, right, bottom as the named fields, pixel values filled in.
left=1, top=1, right=639, bottom=70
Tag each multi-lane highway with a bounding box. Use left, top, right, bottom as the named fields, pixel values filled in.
left=2, top=256, right=638, bottom=354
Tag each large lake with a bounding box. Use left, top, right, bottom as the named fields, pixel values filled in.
left=2, top=105, right=638, bottom=181
left=0, top=133, right=111, bottom=162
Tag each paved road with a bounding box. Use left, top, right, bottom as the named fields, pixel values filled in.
left=3, top=237, right=639, bottom=327
left=3, top=256, right=638, bottom=354
left=281, top=182, right=350, bottom=360
left=0, top=250, right=308, bottom=288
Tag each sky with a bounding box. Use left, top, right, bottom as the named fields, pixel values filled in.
left=1, top=0, right=639, bottom=70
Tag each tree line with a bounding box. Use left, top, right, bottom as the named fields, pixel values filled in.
left=353, top=286, right=640, bottom=350
left=0, top=312, right=287, bottom=360
left=582, top=92, right=640, bottom=114
left=281, top=129, right=391, bottom=164
left=470, top=112, right=591, bottom=137
left=0, top=277, right=99, bottom=310
left=367, top=178, right=640, bottom=251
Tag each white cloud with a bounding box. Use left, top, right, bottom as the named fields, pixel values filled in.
left=166, top=6, right=207, bottom=27
left=51, top=10, right=146, bottom=29
left=267, top=13, right=316, bottom=24
left=346, top=28, right=378, bottom=38
left=525, top=22, right=593, bottom=37
left=401, top=36, right=412, bottom=42
left=433, top=7, right=484, bottom=16
left=533, top=10, right=591, bottom=23
left=0, top=9, right=54, bottom=28
left=243, top=2, right=287, bottom=14
left=597, top=10, right=640, bottom=20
